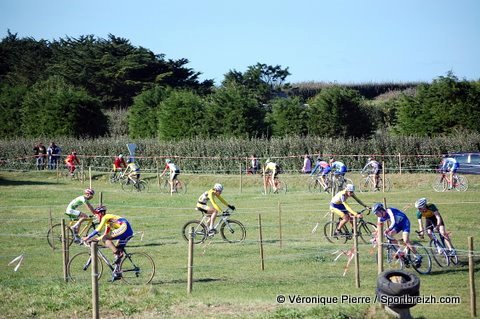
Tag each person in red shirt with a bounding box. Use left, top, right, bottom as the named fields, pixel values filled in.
left=65, top=151, right=80, bottom=175
left=112, top=154, right=127, bottom=178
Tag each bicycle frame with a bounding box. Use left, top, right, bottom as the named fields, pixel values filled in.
left=47, top=217, right=97, bottom=249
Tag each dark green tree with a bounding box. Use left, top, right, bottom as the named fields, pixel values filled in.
left=266, top=97, right=308, bottom=136
left=158, top=90, right=206, bottom=140
left=21, top=76, right=108, bottom=137
left=306, top=86, right=373, bottom=138
left=128, top=85, right=167, bottom=138
left=0, top=83, right=28, bottom=138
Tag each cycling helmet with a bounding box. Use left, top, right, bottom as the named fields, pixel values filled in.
left=265, top=158, right=271, bottom=164
left=118, top=154, right=123, bottom=158
left=367, top=157, right=372, bottom=161
left=213, top=183, right=224, bottom=192
left=94, top=205, right=107, bottom=214
left=72, top=151, right=77, bottom=155
left=84, top=188, right=95, bottom=196
left=165, top=158, right=171, bottom=164
left=127, top=158, right=133, bottom=163
left=371, top=202, right=385, bottom=215
left=345, top=184, right=355, bottom=192
left=415, top=198, right=427, bottom=209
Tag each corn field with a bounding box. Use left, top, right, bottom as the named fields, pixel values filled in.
left=1, top=133, right=480, bottom=173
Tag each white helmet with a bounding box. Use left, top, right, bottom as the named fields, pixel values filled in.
left=345, top=184, right=355, bottom=192
left=415, top=198, right=427, bottom=209
left=118, top=154, right=123, bottom=158
left=213, top=183, right=224, bottom=192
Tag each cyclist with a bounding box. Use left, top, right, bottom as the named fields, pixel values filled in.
left=196, top=183, right=235, bottom=236
left=124, top=158, right=140, bottom=184
left=310, top=157, right=331, bottom=192
left=65, top=151, right=80, bottom=176
left=112, top=154, right=127, bottom=178
left=371, top=203, right=422, bottom=265
left=264, top=158, right=280, bottom=193
left=361, top=157, right=382, bottom=190
left=329, top=158, right=347, bottom=177
left=329, top=184, right=369, bottom=235
left=440, top=155, right=459, bottom=189
left=65, top=188, right=96, bottom=243
left=160, top=158, right=181, bottom=192
left=83, top=206, right=134, bottom=280
left=415, top=198, right=455, bottom=255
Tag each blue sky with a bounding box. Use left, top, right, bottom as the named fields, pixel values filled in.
left=1, top=0, right=479, bottom=85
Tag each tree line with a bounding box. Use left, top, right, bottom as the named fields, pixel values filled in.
left=1, top=31, right=479, bottom=140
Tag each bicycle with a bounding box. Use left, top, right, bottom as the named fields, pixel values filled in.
left=322, top=208, right=377, bottom=244
left=68, top=240, right=155, bottom=284
left=109, top=169, right=125, bottom=184
left=120, top=175, right=149, bottom=192
left=381, top=236, right=432, bottom=275
left=432, top=171, right=468, bottom=192
left=47, top=216, right=97, bottom=249
left=262, top=175, right=288, bottom=194
left=328, top=173, right=353, bottom=194
left=358, top=174, right=391, bottom=192
left=307, top=175, right=329, bottom=193
left=181, top=208, right=246, bottom=244
left=159, top=175, right=187, bottom=194
left=61, top=165, right=84, bottom=182
left=416, top=226, right=458, bottom=267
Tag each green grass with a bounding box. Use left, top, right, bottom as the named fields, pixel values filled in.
left=0, top=171, right=479, bottom=319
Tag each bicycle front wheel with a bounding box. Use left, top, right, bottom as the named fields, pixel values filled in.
left=432, top=175, right=447, bottom=192
left=276, top=179, right=288, bottom=193
left=181, top=220, right=207, bottom=244
left=454, top=175, right=468, bottom=191
left=384, top=245, right=404, bottom=270
left=357, top=221, right=377, bottom=244
left=68, top=252, right=104, bottom=283
left=378, top=176, right=391, bottom=192
left=121, top=179, right=134, bottom=192
left=121, top=252, right=155, bottom=284
left=410, top=242, right=432, bottom=275
left=133, top=180, right=148, bottom=192
left=47, top=223, right=74, bottom=249
left=220, top=220, right=246, bottom=243
left=358, top=176, right=371, bottom=193
left=308, top=179, right=322, bottom=193
left=176, top=180, right=188, bottom=194
left=429, top=239, right=449, bottom=267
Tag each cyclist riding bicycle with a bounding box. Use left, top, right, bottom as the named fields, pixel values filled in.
left=196, top=183, right=235, bottom=236
left=161, top=158, right=181, bottom=192
left=124, top=158, right=140, bottom=184
left=310, top=157, right=331, bottom=191
left=65, top=151, right=80, bottom=176
left=329, top=184, right=369, bottom=235
left=65, top=188, right=96, bottom=243
left=112, top=154, right=127, bottom=177
left=372, top=203, right=422, bottom=265
left=83, top=205, right=134, bottom=280
left=264, top=158, right=280, bottom=193
left=440, top=155, right=459, bottom=189
left=415, top=197, right=455, bottom=255
left=361, top=157, right=382, bottom=190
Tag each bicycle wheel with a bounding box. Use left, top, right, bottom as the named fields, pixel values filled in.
left=429, top=239, right=449, bottom=267
left=181, top=220, right=207, bottom=244
left=109, top=173, right=119, bottom=184
left=220, top=220, right=246, bottom=243
left=121, top=179, right=134, bottom=192
left=120, top=252, right=155, bottom=284
left=378, top=176, right=391, bottom=192
left=175, top=180, right=188, bottom=194
left=308, top=179, right=322, bottom=193
left=277, top=180, right=287, bottom=193
left=133, top=180, right=148, bottom=192
left=323, top=221, right=347, bottom=244
left=357, top=221, right=377, bottom=244
left=68, top=251, right=104, bottom=283
left=454, top=175, right=468, bottom=191
left=432, top=175, right=447, bottom=192
left=449, top=249, right=459, bottom=265
left=409, top=242, right=432, bottom=275
left=358, top=176, right=371, bottom=192
left=47, top=223, right=74, bottom=249
left=384, top=245, right=404, bottom=270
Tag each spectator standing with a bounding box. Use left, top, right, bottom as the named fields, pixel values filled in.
left=301, top=155, right=312, bottom=174
left=47, top=142, right=61, bottom=170
left=33, top=143, right=47, bottom=170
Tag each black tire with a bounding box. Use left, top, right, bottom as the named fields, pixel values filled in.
left=409, top=241, right=432, bottom=275
left=308, top=179, right=322, bottom=193
left=47, top=223, right=74, bottom=249
left=120, top=252, right=155, bottom=284
left=376, top=269, right=420, bottom=297
left=67, top=251, right=104, bottom=283
left=429, top=239, right=449, bottom=267
left=432, top=175, right=447, bottom=192
left=220, top=220, right=246, bottom=243
left=277, top=180, right=287, bottom=193
left=121, top=179, right=134, bottom=192
left=181, top=220, right=207, bottom=244
left=323, top=221, right=347, bottom=244
left=358, top=176, right=371, bottom=192
left=133, top=180, right=148, bottom=192
left=357, top=221, right=377, bottom=244
left=384, top=245, right=404, bottom=271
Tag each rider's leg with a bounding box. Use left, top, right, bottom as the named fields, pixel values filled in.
left=337, top=212, right=350, bottom=232
left=438, top=225, right=453, bottom=250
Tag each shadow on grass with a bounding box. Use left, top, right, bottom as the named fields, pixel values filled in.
left=0, top=177, right=57, bottom=186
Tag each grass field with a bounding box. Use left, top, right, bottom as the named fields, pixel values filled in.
left=0, top=171, right=479, bottom=319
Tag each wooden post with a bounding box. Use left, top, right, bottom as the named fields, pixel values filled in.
left=239, top=163, right=243, bottom=194
left=99, top=192, right=103, bottom=206
left=398, top=153, right=402, bottom=175
left=56, top=163, right=59, bottom=183
left=80, top=164, right=85, bottom=184
left=89, top=166, right=92, bottom=188
left=187, top=227, right=194, bottom=294
left=469, top=237, right=477, bottom=318
left=278, top=201, right=283, bottom=249
left=353, top=217, right=360, bottom=288
left=258, top=214, right=265, bottom=270
left=262, top=167, right=267, bottom=195
left=377, top=221, right=384, bottom=274
left=156, top=159, right=161, bottom=190
left=49, top=208, right=55, bottom=251
left=61, top=219, right=69, bottom=282
left=91, top=242, right=100, bottom=319
left=382, top=161, right=386, bottom=193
